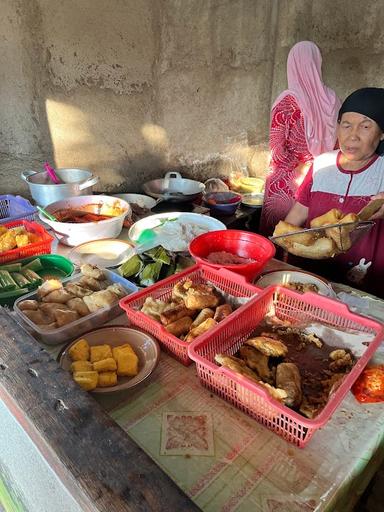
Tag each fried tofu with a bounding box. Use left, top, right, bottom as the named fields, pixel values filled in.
left=15, top=233, right=29, bottom=247
left=73, top=371, right=99, bottom=391
left=68, top=338, right=90, bottom=361
left=90, top=344, right=113, bottom=363
left=97, top=371, right=118, bottom=387
left=114, top=347, right=139, bottom=377
left=93, top=357, right=117, bottom=372
left=70, top=360, right=93, bottom=373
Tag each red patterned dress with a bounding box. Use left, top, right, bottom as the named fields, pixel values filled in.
left=260, top=95, right=313, bottom=236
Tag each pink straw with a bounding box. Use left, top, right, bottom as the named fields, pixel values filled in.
left=44, top=162, right=62, bottom=184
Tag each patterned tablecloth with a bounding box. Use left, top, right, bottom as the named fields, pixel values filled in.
left=48, top=243, right=384, bottom=511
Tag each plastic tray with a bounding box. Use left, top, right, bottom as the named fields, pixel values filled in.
left=119, top=263, right=260, bottom=365
left=0, top=195, right=37, bottom=224
left=14, top=269, right=138, bottom=345
left=0, top=255, right=75, bottom=307
left=187, top=285, right=384, bottom=447
left=0, top=220, right=54, bottom=264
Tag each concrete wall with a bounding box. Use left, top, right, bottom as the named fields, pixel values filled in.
left=0, top=0, right=383, bottom=195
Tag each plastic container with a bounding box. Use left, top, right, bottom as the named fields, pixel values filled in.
left=0, top=254, right=75, bottom=307
left=119, top=263, right=260, bottom=365
left=0, top=195, right=37, bottom=224
left=188, top=285, right=384, bottom=447
left=0, top=220, right=54, bottom=264
left=14, top=269, right=138, bottom=345
left=203, top=192, right=242, bottom=216
left=189, top=230, right=276, bottom=282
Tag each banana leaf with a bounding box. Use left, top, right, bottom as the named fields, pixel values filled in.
left=139, top=260, right=163, bottom=287
left=118, top=254, right=143, bottom=278
left=144, top=246, right=171, bottom=265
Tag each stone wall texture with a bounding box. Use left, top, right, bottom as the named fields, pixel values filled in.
left=1, top=0, right=383, bottom=195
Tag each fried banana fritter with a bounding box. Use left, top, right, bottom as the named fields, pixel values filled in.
left=245, top=336, right=288, bottom=357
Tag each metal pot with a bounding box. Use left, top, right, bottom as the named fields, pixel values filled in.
left=142, top=171, right=205, bottom=203
left=21, top=168, right=99, bottom=207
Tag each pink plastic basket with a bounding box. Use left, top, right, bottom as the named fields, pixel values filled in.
left=188, top=285, right=384, bottom=447
left=0, top=220, right=54, bottom=264
left=119, top=264, right=260, bottom=365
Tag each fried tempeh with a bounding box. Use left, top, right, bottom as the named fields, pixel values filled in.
left=239, top=345, right=273, bottom=383
left=245, top=336, right=288, bottom=357
left=276, top=362, right=302, bottom=408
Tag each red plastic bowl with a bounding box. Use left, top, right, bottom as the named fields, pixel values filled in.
left=189, top=230, right=276, bottom=282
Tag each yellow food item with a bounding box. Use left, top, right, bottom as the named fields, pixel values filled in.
left=114, top=348, right=139, bottom=377
left=0, top=231, right=16, bottom=253
left=325, top=212, right=358, bottom=251
left=70, top=360, right=93, bottom=372
left=15, top=233, right=29, bottom=247
left=73, top=371, right=99, bottom=391
left=310, top=208, right=343, bottom=228
left=90, top=344, right=113, bottom=363
left=98, top=371, right=118, bottom=387
left=273, top=221, right=315, bottom=247
left=27, top=233, right=42, bottom=244
left=0, top=226, right=7, bottom=236
left=93, top=357, right=117, bottom=372
left=290, top=237, right=337, bottom=259
left=68, top=338, right=90, bottom=361
left=112, top=344, right=135, bottom=359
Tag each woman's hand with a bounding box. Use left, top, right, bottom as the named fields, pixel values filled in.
left=367, top=193, right=384, bottom=220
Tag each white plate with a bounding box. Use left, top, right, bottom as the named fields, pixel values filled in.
left=255, top=270, right=336, bottom=297
left=69, top=239, right=135, bottom=268
left=60, top=326, right=160, bottom=393
left=112, top=194, right=156, bottom=209
left=128, top=212, right=226, bottom=252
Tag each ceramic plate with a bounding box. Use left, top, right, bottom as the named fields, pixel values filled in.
left=128, top=212, right=226, bottom=252
left=112, top=193, right=156, bottom=210
left=255, top=269, right=335, bottom=297
left=60, top=326, right=160, bottom=393
left=68, top=239, right=135, bottom=268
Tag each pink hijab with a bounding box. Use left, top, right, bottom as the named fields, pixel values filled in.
left=272, top=41, right=341, bottom=157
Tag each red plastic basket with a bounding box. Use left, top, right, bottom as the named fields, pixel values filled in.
left=119, top=264, right=260, bottom=365
left=188, top=285, right=384, bottom=447
left=0, top=220, right=54, bottom=264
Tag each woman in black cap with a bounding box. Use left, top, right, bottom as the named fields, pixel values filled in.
left=284, top=87, right=384, bottom=296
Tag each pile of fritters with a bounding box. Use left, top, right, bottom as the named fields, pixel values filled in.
left=140, top=279, right=233, bottom=342
left=18, top=264, right=126, bottom=330
left=215, top=325, right=355, bottom=418
left=0, top=225, right=42, bottom=253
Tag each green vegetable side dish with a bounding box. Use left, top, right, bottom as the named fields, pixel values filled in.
left=118, top=245, right=194, bottom=287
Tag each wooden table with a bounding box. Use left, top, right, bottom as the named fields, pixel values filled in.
left=0, top=238, right=383, bottom=511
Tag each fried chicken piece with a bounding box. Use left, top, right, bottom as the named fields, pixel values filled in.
left=214, top=354, right=260, bottom=383
left=245, top=336, right=288, bottom=357
left=239, top=345, right=273, bottom=384
left=276, top=362, right=302, bottom=408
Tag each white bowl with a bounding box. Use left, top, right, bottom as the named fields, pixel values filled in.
left=39, top=195, right=130, bottom=246
left=128, top=212, right=226, bottom=252
left=255, top=270, right=335, bottom=297
left=112, top=193, right=156, bottom=210
left=59, top=326, right=160, bottom=393
left=69, top=239, right=135, bottom=268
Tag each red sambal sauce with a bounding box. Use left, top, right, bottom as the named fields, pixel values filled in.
left=53, top=207, right=113, bottom=223
left=352, top=365, right=384, bottom=403
left=206, top=251, right=256, bottom=265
